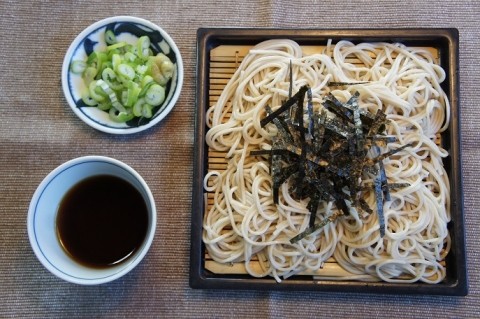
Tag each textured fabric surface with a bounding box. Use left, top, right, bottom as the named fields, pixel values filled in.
left=0, top=0, right=478, bottom=317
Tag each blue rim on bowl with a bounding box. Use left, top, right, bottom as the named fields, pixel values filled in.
left=61, top=16, right=183, bottom=134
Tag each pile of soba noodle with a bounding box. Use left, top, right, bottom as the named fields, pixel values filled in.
left=203, top=39, right=450, bottom=283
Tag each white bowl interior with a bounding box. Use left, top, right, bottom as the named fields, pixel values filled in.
left=28, top=156, right=156, bottom=284
left=62, top=16, right=183, bottom=134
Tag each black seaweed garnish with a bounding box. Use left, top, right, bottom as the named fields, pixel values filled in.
left=250, top=83, right=411, bottom=243
left=328, top=81, right=370, bottom=86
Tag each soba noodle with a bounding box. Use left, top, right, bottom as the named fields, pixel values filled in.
left=202, top=39, right=451, bottom=283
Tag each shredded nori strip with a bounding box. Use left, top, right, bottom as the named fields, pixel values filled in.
left=307, top=195, right=320, bottom=227
left=288, top=60, right=293, bottom=99
left=306, top=88, right=314, bottom=141
left=374, top=176, right=386, bottom=237
left=361, top=182, right=410, bottom=191
left=376, top=146, right=391, bottom=201
left=289, top=211, right=344, bottom=243
left=364, top=143, right=413, bottom=167
left=261, top=86, right=308, bottom=127
left=265, top=105, right=293, bottom=144
left=358, top=198, right=373, bottom=215
left=250, top=85, right=411, bottom=243
left=328, top=81, right=369, bottom=87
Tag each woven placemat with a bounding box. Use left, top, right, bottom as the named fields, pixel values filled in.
left=0, top=0, right=478, bottom=317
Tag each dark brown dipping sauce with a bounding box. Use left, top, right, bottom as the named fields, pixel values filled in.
left=56, top=175, right=149, bottom=269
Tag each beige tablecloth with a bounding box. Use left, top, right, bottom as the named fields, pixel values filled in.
left=1, top=0, right=478, bottom=317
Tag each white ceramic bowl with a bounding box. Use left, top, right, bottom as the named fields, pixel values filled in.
left=27, top=156, right=156, bottom=285
left=61, top=16, right=183, bottom=134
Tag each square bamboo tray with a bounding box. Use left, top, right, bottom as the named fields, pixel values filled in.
left=190, top=28, right=466, bottom=295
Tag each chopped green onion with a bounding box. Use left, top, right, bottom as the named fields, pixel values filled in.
left=138, top=80, right=155, bottom=98
left=137, top=36, right=150, bottom=59
left=102, top=68, right=123, bottom=90
left=148, top=59, right=167, bottom=86
left=89, top=80, right=106, bottom=102
left=81, top=93, right=97, bottom=106
left=125, top=52, right=137, bottom=63
left=97, top=101, right=112, bottom=111
left=141, top=75, right=154, bottom=87
left=133, top=98, right=145, bottom=117
left=152, top=53, right=174, bottom=79
left=111, top=53, right=122, bottom=71
left=109, top=108, right=134, bottom=122
left=105, top=30, right=117, bottom=45
left=83, top=67, right=97, bottom=85
left=125, top=81, right=141, bottom=107
left=107, top=41, right=127, bottom=51
left=136, top=64, right=148, bottom=75
left=117, top=64, right=135, bottom=80
left=145, top=84, right=165, bottom=106
left=160, top=60, right=174, bottom=79
left=70, top=34, right=175, bottom=122
left=141, top=103, right=153, bottom=118
left=70, top=60, right=86, bottom=74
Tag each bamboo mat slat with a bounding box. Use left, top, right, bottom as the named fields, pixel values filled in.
left=205, top=260, right=356, bottom=277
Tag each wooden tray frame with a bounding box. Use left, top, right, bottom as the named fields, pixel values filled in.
left=190, top=28, right=466, bottom=295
